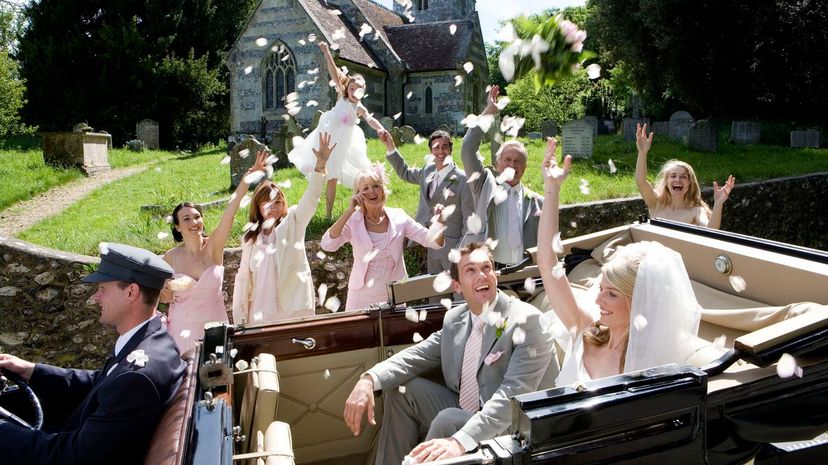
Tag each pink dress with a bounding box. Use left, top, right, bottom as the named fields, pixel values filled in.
left=167, top=265, right=229, bottom=354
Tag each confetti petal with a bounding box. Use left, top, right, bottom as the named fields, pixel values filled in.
left=512, top=327, right=526, bottom=345
left=777, top=353, right=803, bottom=378
left=586, top=63, right=602, bottom=80
left=552, top=232, right=564, bottom=254
left=220, top=155, right=231, bottom=165
left=317, top=283, right=328, bottom=305
left=240, top=194, right=252, bottom=208
left=405, top=307, right=419, bottom=323
left=398, top=385, right=406, bottom=394
left=432, top=271, right=453, bottom=293
left=608, top=159, right=617, bottom=174
left=235, top=360, right=249, bottom=371
left=393, top=112, right=402, bottom=120
left=449, top=24, right=457, bottom=35
left=440, top=298, right=452, bottom=310
left=496, top=167, right=515, bottom=184
left=323, top=369, right=331, bottom=379
left=324, top=296, right=342, bottom=312
left=524, top=277, right=536, bottom=294
left=466, top=213, right=482, bottom=234
left=412, top=332, right=423, bottom=343
left=255, top=37, right=268, bottom=47
left=454, top=75, right=464, bottom=87
left=359, top=23, right=373, bottom=39
left=485, top=237, right=499, bottom=250
left=316, top=251, right=326, bottom=260
left=179, top=329, right=191, bottom=339
left=414, top=134, right=426, bottom=144
left=495, top=96, right=511, bottom=111
left=406, top=91, right=413, bottom=100
left=551, top=262, right=565, bottom=279
left=156, top=232, right=169, bottom=240
left=244, top=65, right=253, bottom=75
left=230, top=348, right=238, bottom=358
left=466, top=172, right=480, bottom=184
left=418, top=309, right=427, bottom=321
left=729, top=275, right=747, bottom=293
left=243, top=170, right=266, bottom=185
left=239, top=148, right=250, bottom=158
left=448, top=248, right=461, bottom=263
left=633, top=314, right=648, bottom=331
left=463, top=62, right=474, bottom=74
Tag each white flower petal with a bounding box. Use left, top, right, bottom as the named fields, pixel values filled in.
left=469, top=247, right=490, bottom=264
left=156, top=232, right=169, bottom=240
left=414, top=134, right=426, bottom=145
left=317, top=283, right=328, bottom=305
left=235, top=360, right=249, bottom=371
left=440, top=298, right=452, bottom=310
left=449, top=24, right=457, bottom=35
left=512, top=327, right=526, bottom=345
left=466, top=172, right=480, bottom=184
left=633, top=314, right=648, bottom=331
left=405, top=307, right=419, bottom=323
left=586, top=63, right=602, bottom=80
left=220, top=155, right=231, bottom=165
left=244, top=65, right=253, bottom=75
left=418, top=309, right=427, bottom=322
left=777, top=353, right=803, bottom=378
left=608, top=159, right=617, bottom=174
left=359, top=23, right=373, bottom=39
left=485, top=238, right=499, bottom=250
left=524, top=277, right=536, bottom=294
left=412, top=332, right=423, bottom=343
left=454, top=75, right=464, bottom=87
left=393, top=112, right=402, bottom=120
left=432, top=272, right=453, bottom=293
left=552, top=232, right=564, bottom=254
left=729, top=275, right=747, bottom=293
left=239, top=148, right=250, bottom=158
left=324, top=296, right=342, bottom=312
left=551, top=262, right=565, bottom=279
left=406, top=91, right=413, bottom=100
left=448, top=248, right=461, bottom=264
left=363, top=249, right=379, bottom=263
left=180, top=329, right=191, bottom=339
left=243, top=170, right=266, bottom=185
left=495, top=96, right=511, bottom=111
left=316, top=251, right=326, bottom=260
left=463, top=62, right=474, bottom=74
left=323, top=369, right=331, bottom=379
left=496, top=167, right=516, bottom=184
left=398, top=385, right=406, bottom=394
left=255, top=37, right=268, bottom=47
left=466, top=213, right=483, bottom=234
left=253, top=311, right=263, bottom=322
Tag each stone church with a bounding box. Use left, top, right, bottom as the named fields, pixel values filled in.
left=228, top=0, right=488, bottom=137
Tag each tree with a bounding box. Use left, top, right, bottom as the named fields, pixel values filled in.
left=588, top=0, right=828, bottom=122
left=17, top=0, right=258, bottom=148
left=0, top=3, right=28, bottom=138
left=505, top=69, right=592, bottom=132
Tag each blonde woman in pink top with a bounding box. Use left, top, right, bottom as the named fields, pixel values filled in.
left=321, top=164, right=446, bottom=310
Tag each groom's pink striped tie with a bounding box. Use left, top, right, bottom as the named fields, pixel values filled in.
left=458, top=316, right=485, bottom=411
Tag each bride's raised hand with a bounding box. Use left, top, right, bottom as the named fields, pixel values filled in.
left=541, top=137, right=571, bottom=189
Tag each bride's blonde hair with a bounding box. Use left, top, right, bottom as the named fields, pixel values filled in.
left=583, top=248, right=642, bottom=354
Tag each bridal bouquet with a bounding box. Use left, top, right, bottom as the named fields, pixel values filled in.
left=498, top=14, right=597, bottom=88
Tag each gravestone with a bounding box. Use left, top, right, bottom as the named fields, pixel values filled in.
left=435, top=124, right=452, bottom=136
left=285, top=115, right=302, bottom=138
left=527, top=132, right=543, bottom=140
left=42, top=132, right=112, bottom=175
left=653, top=121, right=670, bottom=135
left=561, top=119, right=594, bottom=159
left=136, top=119, right=159, bottom=149
left=688, top=120, right=717, bottom=152
left=583, top=116, right=599, bottom=136
left=229, top=137, right=267, bottom=189
left=623, top=117, right=650, bottom=141
left=730, top=121, right=760, bottom=145
left=668, top=111, right=694, bottom=141
left=602, top=120, right=615, bottom=135
left=269, top=126, right=293, bottom=170
left=541, top=120, right=558, bottom=138
left=790, top=130, right=820, bottom=149
left=400, top=125, right=417, bottom=144
left=310, top=110, right=324, bottom=131
left=379, top=116, right=394, bottom=131
left=390, top=127, right=403, bottom=146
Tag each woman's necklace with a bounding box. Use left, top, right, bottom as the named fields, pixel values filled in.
left=365, top=212, right=385, bottom=225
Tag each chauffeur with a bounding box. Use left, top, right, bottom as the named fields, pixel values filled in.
left=0, top=243, right=186, bottom=465
left=343, top=242, right=557, bottom=464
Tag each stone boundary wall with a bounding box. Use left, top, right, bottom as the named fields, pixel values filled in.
left=2, top=173, right=826, bottom=367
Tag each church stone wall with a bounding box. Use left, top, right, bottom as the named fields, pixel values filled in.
left=229, top=0, right=336, bottom=134
left=404, top=72, right=466, bottom=134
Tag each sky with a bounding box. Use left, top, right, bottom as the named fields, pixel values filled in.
left=377, top=0, right=587, bottom=44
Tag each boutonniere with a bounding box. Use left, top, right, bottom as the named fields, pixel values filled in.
left=495, top=318, right=508, bottom=338
left=484, top=310, right=508, bottom=338
left=447, top=174, right=457, bottom=186
left=126, top=349, right=149, bottom=368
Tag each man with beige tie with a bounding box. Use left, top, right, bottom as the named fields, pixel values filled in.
left=343, top=242, right=557, bottom=464
left=461, top=85, right=543, bottom=267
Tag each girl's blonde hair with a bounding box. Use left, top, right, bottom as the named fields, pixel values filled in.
left=340, top=73, right=366, bottom=100
left=652, top=160, right=711, bottom=215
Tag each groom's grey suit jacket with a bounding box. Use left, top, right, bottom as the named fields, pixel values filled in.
left=370, top=291, right=558, bottom=447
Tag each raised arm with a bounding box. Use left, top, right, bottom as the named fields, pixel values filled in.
left=207, top=150, right=268, bottom=263
left=291, top=132, right=334, bottom=229
left=634, top=123, right=657, bottom=207
left=319, top=42, right=345, bottom=95
left=355, top=103, right=387, bottom=137
left=381, top=131, right=421, bottom=184
left=461, top=85, right=501, bottom=197
left=706, top=175, right=735, bottom=229
left=537, top=138, right=592, bottom=334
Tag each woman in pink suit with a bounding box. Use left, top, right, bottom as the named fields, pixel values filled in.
left=321, top=164, right=446, bottom=310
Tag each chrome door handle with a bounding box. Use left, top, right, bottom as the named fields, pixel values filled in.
left=291, top=337, right=317, bottom=350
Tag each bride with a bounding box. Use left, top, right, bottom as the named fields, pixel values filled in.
left=536, top=138, right=701, bottom=385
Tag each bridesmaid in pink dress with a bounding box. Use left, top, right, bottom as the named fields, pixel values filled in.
left=161, top=151, right=268, bottom=354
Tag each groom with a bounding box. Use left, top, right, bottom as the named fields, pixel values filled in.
left=0, top=243, right=186, bottom=465
left=343, top=242, right=558, bottom=464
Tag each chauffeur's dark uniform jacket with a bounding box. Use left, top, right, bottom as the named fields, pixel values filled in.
left=0, top=316, right=185, bottom=465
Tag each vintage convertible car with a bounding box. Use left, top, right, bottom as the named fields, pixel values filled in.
left=3, top=219, right=827, bottom=464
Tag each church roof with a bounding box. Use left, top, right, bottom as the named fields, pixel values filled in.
left=300, top=0, right=382, bottom=69
left=384, top=19, right=475, bottom=72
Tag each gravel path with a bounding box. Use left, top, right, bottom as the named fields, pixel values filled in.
left=0, top=165, right=147, bottom=237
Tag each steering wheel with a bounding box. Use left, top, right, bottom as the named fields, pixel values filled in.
left=0, top=368, right=43, bottom=430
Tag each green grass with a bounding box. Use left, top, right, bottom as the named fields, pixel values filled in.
left=14, top=133, right=828, bottom=256
left=0, top=139, right=179, bottom=210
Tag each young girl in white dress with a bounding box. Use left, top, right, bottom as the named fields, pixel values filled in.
left=288, top=41, right=387, bottom=218
left=635, top=123, right=735, bottom=229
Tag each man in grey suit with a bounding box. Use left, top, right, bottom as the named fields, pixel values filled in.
left=382, top=130, right=474, bottom=275
left=343, top=242, right=557, bottom=464
left=461, top=85, right=543, bottom=267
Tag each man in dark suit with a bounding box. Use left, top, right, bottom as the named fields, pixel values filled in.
left=343, top=242, right=558, bottom=464
left=383, top=129, right=474, bottom=275
left=461, top=85, right=543, bottom=267
left=0, top=243, right=186, bottom=465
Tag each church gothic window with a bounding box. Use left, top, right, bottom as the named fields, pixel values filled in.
left=425, top=86, right=433, bottom=114
left=416, top=0, right=428, bottom=10
left=262, top=42, right=296, bottom=111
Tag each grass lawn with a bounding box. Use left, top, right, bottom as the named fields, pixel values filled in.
left=15, top=132, right=828, bottom=256
left=0, top=134, right=179, bottom=211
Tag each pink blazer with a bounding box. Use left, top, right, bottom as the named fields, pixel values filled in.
left=320, top=207, right=442, bottom=291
